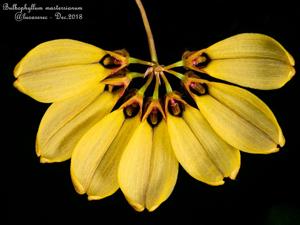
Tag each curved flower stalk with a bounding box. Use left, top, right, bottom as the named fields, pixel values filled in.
left=13, top=0, right=295, bottom=212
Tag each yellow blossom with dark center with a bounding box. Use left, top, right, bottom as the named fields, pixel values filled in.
left=183, top=33, right=295, bottom=90
left=13, top=0, right=295, bottom=212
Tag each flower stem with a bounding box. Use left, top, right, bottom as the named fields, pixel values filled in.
left=135, top=0, right=158, bottom=63
left=138, top=73, right=154, bottom=96
left=129, top=57, right=155, bottom=66
left=164, top=60, right=184, bottom=70
left=165, top=69, right=186, bottom=80
left=127, top=72, right=145, bottom=79
left=152, top=73, right=160, bottom=100
left=161, top=72, right=173, bottom=93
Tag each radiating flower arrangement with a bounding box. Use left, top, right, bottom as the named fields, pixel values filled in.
left=13, top=0, right=295, bottom=211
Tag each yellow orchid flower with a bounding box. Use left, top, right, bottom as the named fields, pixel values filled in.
left=14, top=39, right=128, bottom=103
left=183, top=33, right=295, bottom=90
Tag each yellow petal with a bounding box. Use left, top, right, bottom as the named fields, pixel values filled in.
left=14, top=64, right=110, bottom=103
left=87, top=115, right=140, bottom=200
left=167, top=113, right=224, bottom=185
left=37, top=87, right=121, bottom=163
left=202, top=58, right=294, bottom=90
left=206, top=33, right=294, bottom=65
left=118, top=121, right=152, bottom=212
left=71, top=109, right=125, bottom=194
left=146, top=120, right=178, bottom=211
left=209, top=82, right=284, bottom=146
left=183, top=105, right=240, bottom=179
left=195, top=83, right=283, bottom=153
left=185, top=33, right=295, bottom=89
left=14, top=39, right=106, bottom=77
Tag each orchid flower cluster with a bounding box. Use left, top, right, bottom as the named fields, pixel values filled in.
left=13, top=0, right=295, bottom=211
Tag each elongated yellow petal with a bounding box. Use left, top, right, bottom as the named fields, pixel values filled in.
left=37, top=85, right=104, bottom=150
left=184, top=33, right=295, bottom=89
left=202, top=58, right=294, bottom=90
left=71, top=109, right=125, bottom=194
left=206, top=33, right=294, bottom=64
left=167, top=114, right=224, bottom=185
left=14, top=39, right=106, bottom=77
left=118, top=120, right=178, bottom=212
left=183, top=105, right=240, bottom=179
left=145, top=120, right=178, bottom=211
left=118, top=121, right=152, bottom=211
left=37, top=87, right=121, bottom=163
left=14, top=64, right=110, bottom=103
left=87, top=115, right=140, bottom=200
left=208, top=82, right=285, bottom=146
left=195, top=90, right=282, bottom=153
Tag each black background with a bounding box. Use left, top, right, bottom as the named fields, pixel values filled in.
left=3, top=0, right=300, bottom=224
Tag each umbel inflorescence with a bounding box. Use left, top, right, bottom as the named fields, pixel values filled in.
left=13, top=0, right=295, bottom=211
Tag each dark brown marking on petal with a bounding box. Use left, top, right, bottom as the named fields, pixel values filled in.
left=192, top=52, right=210, bottom=69
left=147, top=107, right=163, bottom=127
left=124, top=102, right=140, bottom=118
left=168, top=98, right=185, bottom=117
left=190, top=82, right=208, bottom=96
left=100, top=54, right=122, bottom=69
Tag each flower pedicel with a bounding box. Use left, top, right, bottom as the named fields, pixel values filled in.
left=13, top=0, right=295, bottom=211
